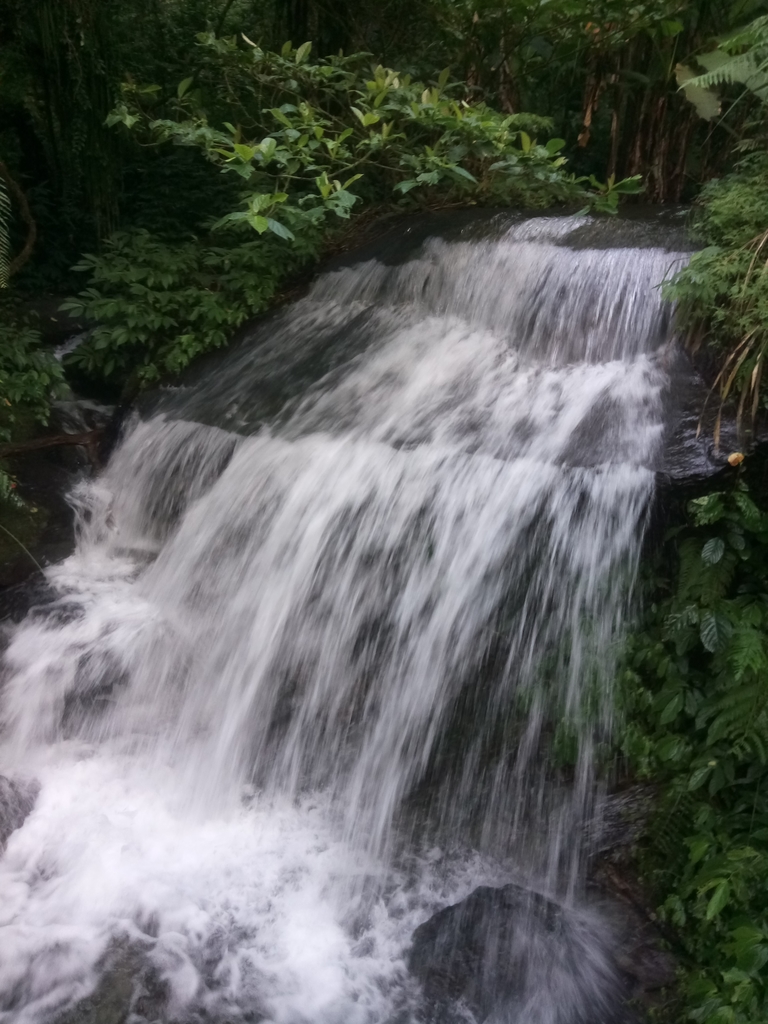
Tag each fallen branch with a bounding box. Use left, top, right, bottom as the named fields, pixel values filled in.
left=0, top=428, right=103, bottom=461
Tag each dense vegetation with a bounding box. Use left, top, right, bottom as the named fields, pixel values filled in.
left=59, top=38, right=620, bottom=389
left=4, top=2, right=768, bottom=1022
left=632, top=59, right=768, bottom=1022
left=618, top=472, right=768, bottom=1023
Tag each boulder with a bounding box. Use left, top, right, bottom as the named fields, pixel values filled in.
left=408, top=883, right=629, bottom=1023
left=0, top=775, right=38, bottom=850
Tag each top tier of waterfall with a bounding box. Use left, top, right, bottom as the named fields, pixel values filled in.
left=311, top=216, right=685, bottom=361
left=150, top=213, right=689, bottom=451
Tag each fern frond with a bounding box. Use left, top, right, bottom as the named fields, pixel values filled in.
left=708, top=676, right=768, bottom=760
left=728, top=625, right=767, bottom=680
left=687, top=53, right=764, bottom=92
left=721, top=15, right=768, bottom=55
left=0, top=174, right=10, bottom=289
left=700, top=556, right=737, bottom=605
left=677, top=538, right=705, bottom=599
left=685, top=14, right=768, bottom=104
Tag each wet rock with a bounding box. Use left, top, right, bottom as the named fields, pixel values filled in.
left=587, top=785, right=658, bottom=858
left=55, top=941, right=165, bottom=1024
left=657, top=349, right=735, bottom=489
left=585, top=788, right=678, bottom=1013
left=0, top=776, right=39, bottom=849
left=591, top=863, right=678, bottom=1011
left=54, top=935, right=271, bottom=1024
left=656, top=346, right=768, bottom=493
left=408, top=883, right=629, bottom=1023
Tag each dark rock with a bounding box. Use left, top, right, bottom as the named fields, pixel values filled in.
left=586, top=785, right=658, bottom=859
left=585, top=787, right=678, bottom=1014
left=656, top=345, right=768, bottom=495
left=408, top=883, right=628, bottom=1024
left=591, top=863, right=678, bottom=1010
left=54, top=934, right=270, bottom=1024
left=55, top=940, right=164, bottom=1024
left=0, top=776, right=39, bottom=849
left=657, top=349, right=738, bottom=489
left=22, top=296, right=88, bottom=343
left=0, top=399, right=122, bottom=605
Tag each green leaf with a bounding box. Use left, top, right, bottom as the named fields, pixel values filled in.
left=266, top=218, right=295, bottom=241
left=690, top=493, right=725, bottom=525
left=260, top=137, right=277, bottom=162
left=247, top=215, right=269, bottom=234
left=660, top=692, right=684, bottom=724
left=177, top=76, right=194, bottom=99
left=688, top=766, right=713, bottom=791
left=702, top=538, right=725, bottom=565
left=688, top=836, right=710, bottom=863
left=295, top=41, right=312, bottom=64
left=610, top=175, right=644, bottom=194
left=700, top=611, right=733, bottom=652
left=233, top=143, right=258, bottom=163
left=270, top=108, right=293, bottom=128
left=706, top=879, right=730, bottom=920
left=451, top=165, right=477, bottom=183
left=657, top=735, right=685, bottom=761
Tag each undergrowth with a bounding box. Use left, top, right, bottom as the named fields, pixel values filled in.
left=664, top=155, right=768, bottom=444
left=621, top=476, right=768, bottom=1023
left=0, top=304, right=66, bottom=509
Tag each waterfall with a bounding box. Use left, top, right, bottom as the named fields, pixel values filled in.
left=0, top=216, right=686, bottom=1023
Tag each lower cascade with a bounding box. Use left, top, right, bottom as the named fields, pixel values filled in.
left=0, top=215, right=686, bottom=1023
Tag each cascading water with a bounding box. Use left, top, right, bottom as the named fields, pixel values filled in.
left=0, top=216, right=687, bottom=1024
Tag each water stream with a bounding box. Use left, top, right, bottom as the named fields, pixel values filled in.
left=0, top=215, right=686, bottom=1023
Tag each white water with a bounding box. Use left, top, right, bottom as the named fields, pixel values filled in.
left=0, top=218, right=685, bottom=1023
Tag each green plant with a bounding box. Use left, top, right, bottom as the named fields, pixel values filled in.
left=62, top=37, right=637, bottom=390
left=663, top=10, right=768, bottom=442
left=621, top=479, right=768, bottom=1023
left=664, top=155, right=768, bottom=443
left=0, top=314, right=65, bottom=434
left=111, top=35, right=615, bottom=232
left=61, top=228, right=318, bottom=388
left=0, top=307, right=67, bottom=508
left=682, top=14, right=768, bottom=123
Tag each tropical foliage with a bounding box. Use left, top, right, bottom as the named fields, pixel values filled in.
left=0, top=305, right=66, bottom=505
left=665, top=11, right=768, bottom=441
left=621, top=477, right=768, bottom=1023
left=664, top=156, right=768, bottom=443
left=60, top=229, right=317, bottom=387
left=60, top=36, right=641, bottom=390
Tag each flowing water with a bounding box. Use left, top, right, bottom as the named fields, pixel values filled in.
left=0, top=216, right=686, bottom=1023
